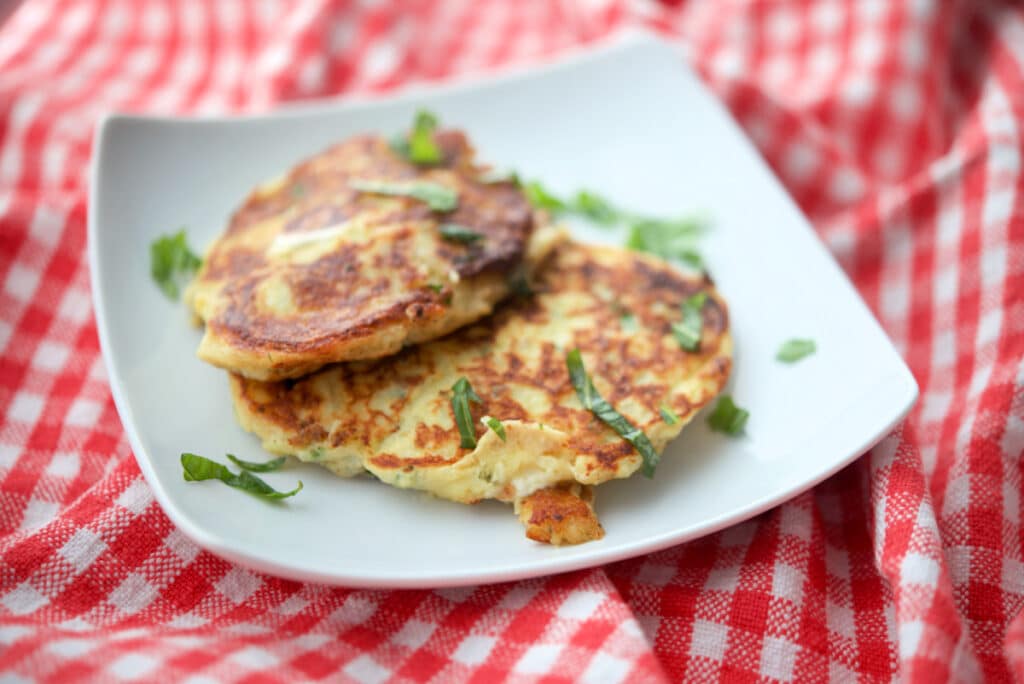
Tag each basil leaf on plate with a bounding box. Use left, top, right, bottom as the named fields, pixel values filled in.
left=573, top=190, right=618, bottom=225
left=776, top=338, right=816, bottom=363
left=181, top=453, right=302, bottom=499
left=706, top=396, right=749, bottom=436
left=520, top=182, right=708, bottom=267
left=524, top=181, right=568, bottom=213
left=626, top=217, right=706, bottom=267
left=151, top=229, right=202, bottom=300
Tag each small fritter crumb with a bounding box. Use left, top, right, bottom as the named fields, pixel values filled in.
left=514, top=483, right=604, bottom=545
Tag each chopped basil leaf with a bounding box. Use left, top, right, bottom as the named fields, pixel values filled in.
left=451, top=377, right=483, bottom=449
left=565, top=349, right=660, bottom=477
left=521, top=182, right=709, bottom=267
left=524, top=181, right=567, bottom=213
left=408, top=109, right=442, bottom=164
left=426, top=283, right=444, bottom=293
left=479, top=168, right=520, bottom=185
left=566, top=349, right=594, bottom=409
left=672, top=292, right=707, bottom=352
left=620, top=312, right=638, bottom=333
left=508, top=273, right=533, bottom=297
left=390, top=110, right=442, bottom=165
left=574, top=190, right=618, bottom=225
left=226, top=454, right=287, bottom=472
left=659, top=405, right=679, bottom=425
left=151, top=229, right=202, bottom=300
left=525, top=183, right=708, bottom=266
left=627, top=217, right=706, bottom=265
left=677, top=249, right=705, bottom=270
left=482, top=416, right=507, bottom=441
left=413, top=109, right=438, bottom=129
left=776, top=338, right=816, bottom=363
left=525, top=185, right=619, bottom=225
left=706, top=396, right=749, bottom=436
left=439, top=223, right=483, bottom=243
left=350, top=180, right=458, bottom=211
left=181, top=453, right=302, bottom=499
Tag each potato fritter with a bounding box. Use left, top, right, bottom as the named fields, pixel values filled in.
left=186, top=130, right=560, bottom=380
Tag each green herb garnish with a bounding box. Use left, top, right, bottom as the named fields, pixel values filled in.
left=523, top=184, right=707, bottom=266
left=620, top=312, right=638, bottom=332
left=151, top=229, right=202, bottom=300
left=482, top=416, right=507, bottom=441
left=451, top=377, right=484, bottom=449
left=409, top=110, right=441, bottom=164
left=426, top=283, right=444, bottom=293
left=626, top=217, right=706, bottom=267
left=659, top=405, right=679, bottom=425
left=350, top=179, right=457, bottom=211
left=776, top=339, right=816, bottom=363
left=574, top=190, right=618, bottom=225
left=181, top=453, right=302, bottom=499
left=439, top=223, right=483, bottom=243
left=226, top=454, right=286, bottom=472
left=508, top=273, right=533, bottom=297
left=672, top=292, right=707, bottom=352
left=706, top=396, right=749, bottom=436
left=390, top=109, right=442, bottom=165
left=565, top=349, right=659, bottom=477
left=524, top=181, right=567, bottom=213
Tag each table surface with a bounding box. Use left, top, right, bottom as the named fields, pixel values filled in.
left=1, top=1, right=1022, bottom=682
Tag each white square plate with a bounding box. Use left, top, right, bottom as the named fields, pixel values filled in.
left=89, top=31, right=917, bottom=588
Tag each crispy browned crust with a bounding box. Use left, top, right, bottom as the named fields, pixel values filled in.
left=189, top=130, right=540, bottom=380
left=515, top=484, right=604, bottom=545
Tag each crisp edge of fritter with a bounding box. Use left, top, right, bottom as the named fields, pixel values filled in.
left=193, top=219, right=566, bottom=381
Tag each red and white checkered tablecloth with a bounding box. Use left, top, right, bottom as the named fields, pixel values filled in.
left=1, top=0, right=1023, bottom=681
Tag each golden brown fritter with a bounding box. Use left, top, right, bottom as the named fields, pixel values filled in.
left=186, top=130, right=562, bottom=380
left=229, top=242, right=732, bottom=544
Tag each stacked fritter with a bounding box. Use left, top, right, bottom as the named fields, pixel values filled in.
left=185, top=120, right=732, bottom=545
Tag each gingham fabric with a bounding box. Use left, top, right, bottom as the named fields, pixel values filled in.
left=1, top=0, right=1022, bottom=681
